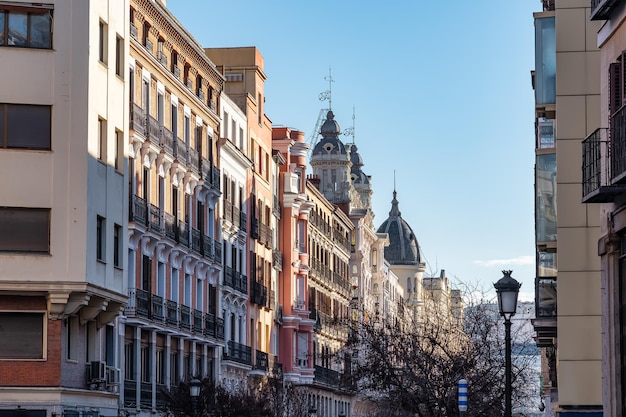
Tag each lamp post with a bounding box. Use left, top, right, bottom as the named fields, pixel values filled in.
left=189, top=378, right=201, bottom=417
left=493, top=270, right=521, bottom=417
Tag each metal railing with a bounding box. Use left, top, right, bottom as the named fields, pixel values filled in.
left=224, top=341, right=252, bottom=365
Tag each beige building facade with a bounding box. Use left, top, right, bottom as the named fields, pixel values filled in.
left=536, top=1, right=603, bottom=416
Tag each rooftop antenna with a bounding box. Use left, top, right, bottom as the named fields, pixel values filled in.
left=308, top=67, right=334, bottom=160
left=319, top=66, right=334, bottom=110
left=343, top=106, right=356, bottom=144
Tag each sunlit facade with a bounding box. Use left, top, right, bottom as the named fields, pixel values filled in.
left=123, top=0, right=224, bottom=413
left=535, top=1, right=603, bottom=416
left=0, top=0, right=128, bottom=415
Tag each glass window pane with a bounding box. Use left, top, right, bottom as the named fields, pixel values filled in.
left=7, top=104, right=51, bottom=149
left=0, top=312, right=44, bottom=359
left=535, top=153, right=557, bottom=242
left=0, top=207, right=50, bottom=253
left=0, top=12, right=5, bottom=45
left=29, top=12, right=52, bottom=49
left=7, top=12, right=27, bottom=46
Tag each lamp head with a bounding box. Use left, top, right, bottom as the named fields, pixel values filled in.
left=493, top=270, right=521, bottom=319
left=189, top=378, right=202, bottom=398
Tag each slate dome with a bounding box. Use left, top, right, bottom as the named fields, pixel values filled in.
left=311, top=111, right=348, bottom=157
left=376, top=190, right=421, bottom=265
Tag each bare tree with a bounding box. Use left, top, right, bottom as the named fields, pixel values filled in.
left=345, top=283, right=539, bottom=417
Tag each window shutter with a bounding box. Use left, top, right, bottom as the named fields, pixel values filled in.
left=610, top=62, right=622, bottom=116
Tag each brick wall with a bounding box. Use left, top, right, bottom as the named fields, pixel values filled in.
left=0, top=295, right=61, bottom=386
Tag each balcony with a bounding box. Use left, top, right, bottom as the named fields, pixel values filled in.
left=216, top=317, right=225, bottom=340
left=204, top=312, right=216, bottom=337
left=250, top=218, right=260, bottom=239
left=214, top=238, right=223, bottom=262
left=224, top=267, right=248, bottom=294
left=272, top=250, right=282, bottom=271
left=173, top=66, right=180, bottom=80
left=164, top=212, right=176, bottom=241
left=212, top=166, right=221, bottom=191
left=253, top=350, right=269, bottom=371
left=582, top=127, right=626, bottom=203
left=166, top=300, right=178, bottom=326
left=130, top=103, right=146, bottom=135
left=272, top=195, right=281, bottom=219
left=158, top=51, right=168, bottom=66
left=148, top=203, right=162, bottom=233
left=147, top=115, right=160, bottom=145
left=130, top=195, right=147, bottom=226
left=180, top=305, right=191, bottom=330
left=193, top=309, right=203, bottom=333
left=251, top=281, right=268, bottom=306
left=240, top=211, right=247, bottom=232
left=202, top=234, right=214, bottom=260
left=232, top=205, right=241, bottom=229
left=223, top=200, right=233, bottom=223
left=159, top=126, right=174, bottom=154
left=191, top=227, right=202, bottom=254
left=151, top=294, right=164, bottom=322
left=144, top=39, right=153, bottom=55
left=178, top=220, right=189, bottom=247
left=189, top=148, right=200, bottom=174
left=224, top=341, right=252, bottom=365
left=591, top=0, right=620, bottom=20
left=174, top=138, right=188, bottom=163
left=314, top=365, right=340, bottom=386
left=130, top=23, right=138, bottom=40
left=259, top=223, right=272, bottom=247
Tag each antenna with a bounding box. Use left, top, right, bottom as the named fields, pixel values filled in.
left=308, top=67, right=334, bottom=160
left=343, top=106, right=355, bottom=144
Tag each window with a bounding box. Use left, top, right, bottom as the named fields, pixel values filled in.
left=113, top=223, right=121, bottom=267
left=0, top=312, right=45, bottom=359
left=96, top=215, right=105, bottom=262
left=115, top=35, right=123, bottom=77
left=184, top=114, right=190, bottom=144
left=98, top=20, right=107, bottom=64
left=66, top=316, right=78, bottom=361
left=0, top=103, right=51, bottom=150
left=0, top=207, right=49, bottom=253
left=0, top=5, right=53, bottom=49
left=97, top=118, right=106, bottom=161
left=115, top=129, right=123, bottom=171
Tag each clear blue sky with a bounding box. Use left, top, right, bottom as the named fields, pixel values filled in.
left=168, top=0, right=540, bottom=301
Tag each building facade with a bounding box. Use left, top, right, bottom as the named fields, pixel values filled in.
left=123, top=0, right=224, bottom=413
left=0, top=0, right=128, bottom=416
left=536, top=1, right=603, bottom=416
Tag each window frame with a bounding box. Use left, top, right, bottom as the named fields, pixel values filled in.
left=0, top=103, right=51, bottom=150
left=96, top=215, right=105, bottom=262
left=0, top=311, right=47, bottom=360
left=0, top=4, right=53, bottom=49
left=0, top=206, right=50, bottom=253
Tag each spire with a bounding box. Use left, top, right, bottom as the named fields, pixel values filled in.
left=390, top=188, right=401, bottom=217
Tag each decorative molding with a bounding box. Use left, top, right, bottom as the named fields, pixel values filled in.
left=133, top=0, right=225, bottom=90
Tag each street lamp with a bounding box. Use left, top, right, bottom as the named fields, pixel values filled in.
left=493, top=270, right=521, bottom=417
left=189, top=378, right=201, bottom=417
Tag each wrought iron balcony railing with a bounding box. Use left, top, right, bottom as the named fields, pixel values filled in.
left=224, top=341, right=252, bottom=365
left=130, top=103, right=146, bottom=136
left=582, top=127, right=626, bottom=203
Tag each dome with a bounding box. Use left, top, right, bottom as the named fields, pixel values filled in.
left=311, top=110, right=348, bottom=157
left=349, top=145, right=370, bottom=185
left=320, top=110, right=341, bottom=136
left=377, top=190, right=421, bottom=265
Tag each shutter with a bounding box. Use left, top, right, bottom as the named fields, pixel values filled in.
left=610, top=62, right=622, bottom=116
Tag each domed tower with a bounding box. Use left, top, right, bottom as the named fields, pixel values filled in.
left=377, top=189, right=426, bottom=314
left=347, top=144, right=372, bottom=210
left=310, top=110, right=352, bottom=205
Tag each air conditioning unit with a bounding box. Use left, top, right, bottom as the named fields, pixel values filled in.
left=89, top=361, right=107, bottom=382
left=106, top=366, right=121, bottom=385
